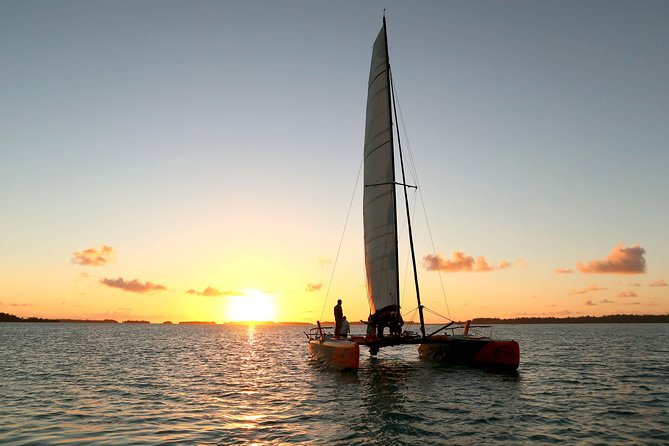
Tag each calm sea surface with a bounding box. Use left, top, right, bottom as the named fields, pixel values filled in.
left=1, top=323, right=667, bottom=445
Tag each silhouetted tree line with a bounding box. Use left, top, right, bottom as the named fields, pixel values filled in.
left=471, top=314, right=669, bottom=324
left=0, top=312, right=59, bottom=322
left=0, top=312, right=118, bottom=323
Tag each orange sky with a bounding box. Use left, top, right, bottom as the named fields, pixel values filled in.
left=2, top=241, right=667, bottom=324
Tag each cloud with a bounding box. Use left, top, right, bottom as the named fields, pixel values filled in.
left=585, top=298, right=614, bottom=305
left=185, top=286, right=237, bottom=297
left=617, top=291, right=637, bottom=298
left=100, top=277, right=167, bottom=294
left=554, top=268, right=573, bottom=274
left=305, top=282, right=322, bottom=292
left=650, top=279, right=667, bottom=287
left=629, top=282, right=642, bottom=287
left=423, top=252, right=512, bottom=273
left=570, top=285, right=607, bottom=295
left=318, top=259, right=332, bottom=268
left=576, top=244, right=646, bottom=274
left=72, top=245, right=115, bottom=266
left=497, top=260, right=513, bottom=270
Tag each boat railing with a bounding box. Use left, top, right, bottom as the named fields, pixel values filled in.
left=304, top=325, right=335, bottom=341
left=423, top=320, right=494, bottom=338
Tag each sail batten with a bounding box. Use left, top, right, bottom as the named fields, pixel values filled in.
left=363, top=23, right=399, bottom=316
left=364, top=140, right=393, bottom=160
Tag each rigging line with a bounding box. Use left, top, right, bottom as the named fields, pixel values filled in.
left=390, top=66, right=425, bottom=337
left=400, top=189, right=419, bottom=307
left=392, top=82, right=451, bottom=319
left=423, top=306, right=453, bottom=322
left=319, top=155, right=364, bottom=322
left=401, top=307, right=418, bottom=328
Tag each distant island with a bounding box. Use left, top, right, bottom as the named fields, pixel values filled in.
left=0, top=313, right=118, bottom=323
left=178, top=321, right=217, bottom=325
left=469, top=314, right=669, bottom=324
left=0, top=313, right=59, bottom=322
left=122, top=320, right=150, bottom=324
left=59, top=318, right=119, bottom=323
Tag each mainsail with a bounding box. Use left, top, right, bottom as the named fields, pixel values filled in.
left=363, top=20, right=399, bottom=317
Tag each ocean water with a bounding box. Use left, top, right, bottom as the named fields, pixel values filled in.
left=1, top=323, right=667, bottom=445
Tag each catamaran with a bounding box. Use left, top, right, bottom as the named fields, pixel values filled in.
left=307, top=17, right=520, bottom=372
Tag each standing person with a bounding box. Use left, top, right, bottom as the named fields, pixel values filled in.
left=333, top=299, right=343, bottom=338
left=365, top=315, right=375, bottom=338
left=340, top=316, right=350, bottom=338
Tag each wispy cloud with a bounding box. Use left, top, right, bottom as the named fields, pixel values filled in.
left=72, top=245, right=115, bottom=266
left=305, top=282, right=322, bottom=292
left=554, top=268, right=573, bottom=274
left=570, top=285, right=607, bottom=295
left=186, top=286, right=238, bottom=297
left=423, top=252, right=513, bottom=273
left=650, top=279, right=667, bottom=287
left=101, top=277, right=167, bottom=294
left=576, top=244, right=646, bottom=274
left=584, top=299, right=596, bottom=306
left=600, top=299, right=614, bottom=304
left=618, top=291, right=637, bottom=298
left=318, top=259, right=332, bottom=268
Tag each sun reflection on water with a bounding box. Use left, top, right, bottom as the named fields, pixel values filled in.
left=224, top=414, right=266, bottom=430
left=246, top=324, right=256, bottom=347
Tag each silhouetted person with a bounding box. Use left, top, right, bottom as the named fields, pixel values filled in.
left=389, top=311, right=403, bottom=336
left=365, top=315, right=375, bottom=337
left=339, top=316, right=350, bottom=338
left=334, top=299, right=343, bottom=338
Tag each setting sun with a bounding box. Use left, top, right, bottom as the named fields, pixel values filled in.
left=227, top=290, right=276, bottom=322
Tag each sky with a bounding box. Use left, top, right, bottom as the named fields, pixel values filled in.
left=1, top=0, right=668, bottom=324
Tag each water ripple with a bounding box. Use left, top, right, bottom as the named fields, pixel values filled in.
left=1, top=323, right=668, bottom=444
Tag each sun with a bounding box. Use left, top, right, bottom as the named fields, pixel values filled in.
left=227, top=290, right=276, bottom=322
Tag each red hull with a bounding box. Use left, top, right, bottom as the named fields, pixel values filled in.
left=308, top=339, right=360, bottom=371
left=418, top=335, right=520, bottom=371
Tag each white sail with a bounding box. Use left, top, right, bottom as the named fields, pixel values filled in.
left=363, top=23, right=399, bottom=316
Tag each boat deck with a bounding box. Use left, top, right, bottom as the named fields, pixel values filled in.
left=351, top=334, right=489, bottom=349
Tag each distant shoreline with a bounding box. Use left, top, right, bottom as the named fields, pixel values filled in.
left=2, top=312, right=667, bottom=324
left=469, top=314, right=669, bottom=324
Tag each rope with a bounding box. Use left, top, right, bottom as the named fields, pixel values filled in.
left=393, top=82, right=451, bottom=320
left=319, top=155, right=364, bottom=321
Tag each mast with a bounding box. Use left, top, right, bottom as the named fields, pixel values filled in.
left=386, top=24, right=426, bottom=338
left=383, top=16, right=401, bottom=313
